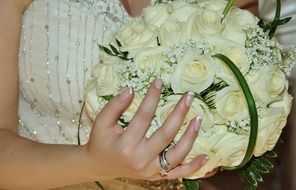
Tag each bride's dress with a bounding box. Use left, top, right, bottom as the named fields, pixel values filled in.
left=18, top=0, right=129, bottom=145
left=18, top=0, right=183, bottom=189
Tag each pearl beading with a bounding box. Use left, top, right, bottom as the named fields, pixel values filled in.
left=18, top=0, right=130, bottom=144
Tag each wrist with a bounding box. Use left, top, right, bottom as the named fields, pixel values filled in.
left=76, top=144, right=99, bottom=181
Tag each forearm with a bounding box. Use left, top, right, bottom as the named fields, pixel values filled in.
left=0, top=2, right=95, bottom=188
left=121, top=0, right=151, bottom=17
left=0, top=130, right=93, bottom=189
left=235, top=0, right=258, bottom=15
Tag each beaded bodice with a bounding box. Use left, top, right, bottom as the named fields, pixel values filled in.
left=18, top=0, right=130, bottom=144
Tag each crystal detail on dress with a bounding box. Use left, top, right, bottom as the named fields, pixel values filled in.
left=18, top=0, right=130, bottom=144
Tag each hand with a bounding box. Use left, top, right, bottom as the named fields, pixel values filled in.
left=84, top=78, right=208, bottom=181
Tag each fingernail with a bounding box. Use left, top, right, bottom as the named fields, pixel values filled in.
left=200, top=155, right=209, bottom=165
left=193, top=116, right=203, bottom=132
left=185, top=92, right=194, bottom=107
left=120, top=87, right=133, bottom=100
left=155, top=77, right=163, bottom=90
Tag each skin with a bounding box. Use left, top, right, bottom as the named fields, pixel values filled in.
left=0, top=0, right=207, bottom=189
left=236, top=0, right=258, bottom=15
left=0, top=0, right=258, bottom=189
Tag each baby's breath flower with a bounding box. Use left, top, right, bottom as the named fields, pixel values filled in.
left=245, top=28, right=282, bottom=73
left=280, top=46, right=296, bottom=75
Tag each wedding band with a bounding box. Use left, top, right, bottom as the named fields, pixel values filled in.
left=159, top=141, right=177, bottom=177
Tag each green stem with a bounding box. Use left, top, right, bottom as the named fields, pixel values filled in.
left=95, top=181, right=105, bottom=190
left=223, top=0, right=235, bottom=19
left=213, top=54, right=258, bottom=170
left=269, top=0, right=281, bottom=38
left=77, top=102, right=85, bottom=146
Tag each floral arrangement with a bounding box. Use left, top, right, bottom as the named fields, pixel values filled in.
left=84, top=0, right=295, bottom=189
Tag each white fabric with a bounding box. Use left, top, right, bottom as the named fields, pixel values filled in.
left=18, top=0, right=130, bottom=144
left=259, top=0, right=296, bottom=47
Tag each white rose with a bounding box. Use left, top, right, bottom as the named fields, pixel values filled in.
left=143, top=4, right=173, bottom=27
left=92, top=64, right=119, bottom=97
left=85, top=80, right=100, bottom=120
left=222, top=24, right=247, bottom=45
left=134, top=46, right=168, bottom=75
left=186, top=10, right=224, bottom=41
left=158, top=16, right=188, bottom=46
left=85, top=81, right=108, bottom=121
left=270, top=89, right=293, bottom=116
left=246, top=66, right=287, bottom=105
left=214, top=43, right=250, bottom=85
left=123, top=93, right=144, bottom=122
left=203, top=0, right=228, bottom=12
left=171, top=51, right=216, bottom=94
left=215, top=86, right=249, bottom=122
left=228, top=8, right=259, bottom=28
left=254, top=91, right=293, bottom=156
left=98, top=49, right=120, bottom=65
left=156, top=95, right=214, bottom=133
left=116, top=19, right=158, bottom=55
left=186, top=125, right=248, bottom=178
left=170, top=0, right=200, bottom=22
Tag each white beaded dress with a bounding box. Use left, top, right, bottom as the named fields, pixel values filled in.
left=18, top=0, right=130, bottom=145
left=18, top=0, right=183, bottom=189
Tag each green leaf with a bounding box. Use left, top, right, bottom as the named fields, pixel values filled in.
left=264, top=151, right=278, bottom=158
left=119, top=117, right=129, bottom=128
left=239, top=170, right=248, bottom=182
left=116, top=39, right=122, bottom=47
left=257, top=158, right=274, bottom=170
left=245, top=170, right=258, bottom=186
left=200, top=81, right=228, bottom=109
left=251, top=160, right=270, bottom=174
left=213, top=54, right=258, bottom=170
left=183, top=179, right=199, bottom=190
left=110, top=44, right=120, bottom=55
left=121, top=51, right=129, bottom=56
left=102, top=95, right=114, bottom=101
left=98, top=45, right=115, bottom=56
left=200, top=81, right=228, bottom=97
left=252, top=170, right=263, bottom=182
left=277, top=17, right=292, bottom=25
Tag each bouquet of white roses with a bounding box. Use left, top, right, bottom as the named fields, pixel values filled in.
left=85, top=0, right=295, bottom=189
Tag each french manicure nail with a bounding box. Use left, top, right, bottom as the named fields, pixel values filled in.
left=194, top=116, right=203, bottom=132
left=200, top=155, right=209, bottom=165
left=120, top=87, right=133, bottom=100
left=155, top=77, right=163, bottom=90
left=185, top=92, right=194, bottom=107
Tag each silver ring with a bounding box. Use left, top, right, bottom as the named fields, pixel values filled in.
left=159, top=141, right=177, bottom=177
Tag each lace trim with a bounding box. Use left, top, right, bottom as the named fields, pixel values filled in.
left=116, top=178, right=185, bottom=190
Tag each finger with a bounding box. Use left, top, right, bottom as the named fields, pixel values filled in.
left=147, top=92, right=194, bottom=157
left=165, top=117, right=202, bottom=168
left=94, top=87, right=133, bottom=128
left=165, top=154, right=208, bottom=179
left=203, top=168, right=219, bottom=178
left=124, top=78, right=162, bottom=142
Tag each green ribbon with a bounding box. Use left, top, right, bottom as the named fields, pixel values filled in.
left=213, top=54, right=258, bottom=170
